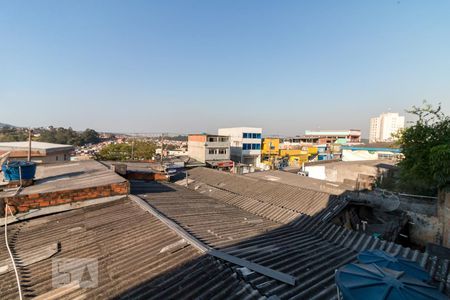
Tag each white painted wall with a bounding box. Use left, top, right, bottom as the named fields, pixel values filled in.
left=305, top=165, right=326, bottom=180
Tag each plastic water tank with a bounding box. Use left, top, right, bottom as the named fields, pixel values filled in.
left=1, top=161, right=37, bottom=181
left=358, top=249, right=430, bottom=281
left=335, top=263, right=446, bottom=300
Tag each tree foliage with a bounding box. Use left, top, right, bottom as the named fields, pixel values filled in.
left=37, top=127, right=100, bottom=146
left=397, top=101, right=450, bottom=195
left=0, top=126, right=28, bottom=142
left=96, top=140, right=156, bottom=161
left=0, top=126, right=101, bottom=146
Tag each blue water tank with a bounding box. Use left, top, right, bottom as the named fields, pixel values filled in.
left=335, top=263, right=446, bottom=300
left=1, top=161, right=37, bottom=181
left=358, top=250, right=431, bottom=281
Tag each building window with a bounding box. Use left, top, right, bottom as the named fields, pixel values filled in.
left=243, top=143, right=250, bottom=150
left=218, top=149, right=227, bottom=154
left=56, top=156, right=58, bottom=161
left=243, top=133, right=248, bottom=138
left=209, top=149, right=216, bottom=154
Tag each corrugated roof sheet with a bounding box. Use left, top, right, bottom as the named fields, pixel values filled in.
left=0, top=197, right=262, bottom=300
left=184, top=167, right=349, bottom=225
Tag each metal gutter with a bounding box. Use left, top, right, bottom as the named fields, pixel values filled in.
left=130, top=195, right=297, bottom=286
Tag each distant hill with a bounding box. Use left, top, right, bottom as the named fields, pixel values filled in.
left=0, top=122, right=15, bottom=128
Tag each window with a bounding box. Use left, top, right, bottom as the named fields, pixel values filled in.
left=251, top=143, right=261, bottom=150
left=245, top=133, right=261, bottom=139
left=243, top=143, right=251, bottom=150
left=55, top=156, right=58, bottom=161
left=218, top=148, right=227, bottom=154
left=209, top=149, right=216, bottom=154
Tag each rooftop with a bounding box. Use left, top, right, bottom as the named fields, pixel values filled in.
left=1, top=164, right=448, bottom=299
left=0, top=198, right=259, bottom=299
left=0, top=141, right=74, bottom=152
left=304, top=130, right=361, bottom=136
left=1, top=160, right=126, bottom=197
left=244, top=170, right=347, bottom=195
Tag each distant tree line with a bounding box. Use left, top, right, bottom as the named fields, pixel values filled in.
left=165, top=135, right=187, bottom=141
left=38, top=126, right=100, bottom=146
left=0, top=126, right=101, bottom=146
left=0, top=126, right=28, bottom=142
left=96, top=140, right=157, bottom=161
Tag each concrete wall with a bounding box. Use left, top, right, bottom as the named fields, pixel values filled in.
left=438, top=188, right=450, bottom=247
left=6, top=150, right=72, bottom=164
left=306, top=161, right=390, bottom=183
left=188, top=141, right=206, bottom=163
left=407, top=211, right=441, bottom=247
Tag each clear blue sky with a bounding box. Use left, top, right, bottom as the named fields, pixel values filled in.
left=1, top=1, right=449, bottom=137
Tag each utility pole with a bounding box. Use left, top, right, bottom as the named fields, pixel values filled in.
left=27, top=127, right=32, bottom=162
left=160, top=133, right=164, bottom=168
left=131, top=136, right=135, bottom=160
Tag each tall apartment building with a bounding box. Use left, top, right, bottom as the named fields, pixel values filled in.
left=218, top=127, right=262, bottom=166
left=369, top=112, right=405, bottom=143
left=187, top=134, right=232, bottom=168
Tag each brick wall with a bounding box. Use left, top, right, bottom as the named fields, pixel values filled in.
left=2, top=181, right=129, bottom=216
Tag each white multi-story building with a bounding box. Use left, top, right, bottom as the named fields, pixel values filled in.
left=187, top=134, right=232, bottom=168
left=218, top=127, right=262, bottom=167
left=369, top=112, right=405, bottom=143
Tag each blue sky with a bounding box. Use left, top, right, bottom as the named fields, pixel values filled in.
left=1, top=1, right=449, bottom=137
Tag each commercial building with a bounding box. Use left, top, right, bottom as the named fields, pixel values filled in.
left=0, top=141, right=74, bottom=164
left=302, top=129, right=362, bottom=144
left=187, top=134, right=233, bottom=168
left=218, top=127, right=262, bottom=167
left=369, top=112, right=405, bottom=143
left=261, top=137, right=316, bottom=168
left=341, top=144, right=403, bottom=161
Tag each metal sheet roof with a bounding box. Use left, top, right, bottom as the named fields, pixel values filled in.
left=0, top=198, right=262, bottom=300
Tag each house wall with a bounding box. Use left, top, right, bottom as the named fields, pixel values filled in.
left=1, top=150, right=72, bottom=164
left=188, top=135, right=230, bottom=163
left=188, top=140, right=206, bottom=163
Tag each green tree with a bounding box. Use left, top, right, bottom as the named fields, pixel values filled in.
left=96, top=140, right=156, bottom=161
left=79, top=129, right=101, bottom=145
left=37, top=127, right=100, bottom=146
left=97, top=143, right=132, bottom=161
left=396, top=101, right=450, bottom=195
left=0, top=126, right=28, bottom=142
left=133, top=140, right=157, bottom=160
